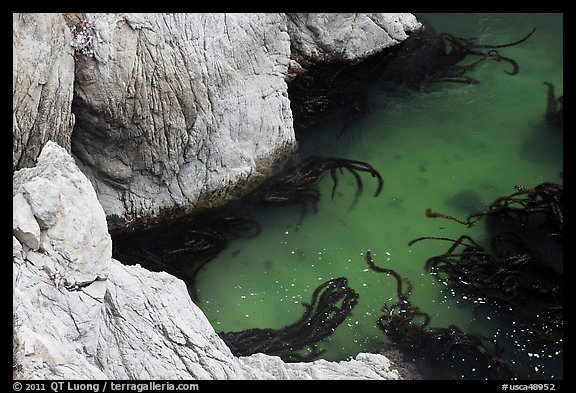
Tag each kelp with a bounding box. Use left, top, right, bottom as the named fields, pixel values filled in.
left=381, top=24, right=536, bottom=88
left=544, top=81, right=563, bottom=125
left=251, top=155, right=383, bottom=224
left=219, top=277, right=359, bottom=362
left=408, top=233, right=563, bottom=341
left=364, top=251, right=512, bottom=379
left=113, top=155, right=384, bottom=295
left=424, top=183, right=563, bottom=240
left=411, top=183, right=563, bottom=340
left=112, top=206, right=261, bottom=297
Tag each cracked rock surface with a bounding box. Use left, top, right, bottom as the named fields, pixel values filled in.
left=71, top=13, right=297, bottom=231
left=12, top=13, right=76, bottom=171
left=12, top=13, right=421, bottom=379
left=13, top=141, right=402, bottom=380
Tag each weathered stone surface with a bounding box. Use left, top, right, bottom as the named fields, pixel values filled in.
left=13, top=142, right=112, bottom=284
left=71, top=13, right=297, bottom=231
left=13, top=13, right=421, bottom=233
left=13, top=193, right=41, bottom=251
left=13, top=142, right=402, bottom=380
left=13, top=13, right=75, bottom=171
left=287, top=13, right=422, bottom=62
left=13, top=142, right=111, bottom=379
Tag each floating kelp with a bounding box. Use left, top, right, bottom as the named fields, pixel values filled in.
left=408, top=233, right=563, bottom=341
left=544, top=81, right=563, bottom=126
left=219, top=277, right=359, bottom=362
left=364, top=251, right=512, bottom=379
left=381, top=24, right=536, bottom=88
left=424, top=183, right=563, bottom=240
left=251, top=155, right=384, bottom=219
left=288, top=22, right=535, bottom=131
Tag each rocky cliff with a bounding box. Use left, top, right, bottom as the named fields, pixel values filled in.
left=13, top=142, right=402, bottom=380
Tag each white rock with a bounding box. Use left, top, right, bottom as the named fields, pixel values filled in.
left=239, top=352, right=400, bottom=380
left=13, top=13, right=421, bottom=233
left=97, top=260, right=401, bottom=380
left=14, top=142, right=112, bottom=285
left=21, top=177, right=61, bottom=229
left=13, top=193, right=41, bottom=250
left=72, top=13, right=297, bottom=229
left=12, top=13, right=75, bottom=170
left=13, top=142, right=111, bottom=379
left=287, top=13, right=422, bottom=62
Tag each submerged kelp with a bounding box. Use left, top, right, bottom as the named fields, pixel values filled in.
left=113, top=155, right=384, bottom=297
left=381, top=24, right=536, bottom=88
left=408, top=234, right=562, bottom=341
left=251, top=155, right=383, bottom=223
left=219, top=277, right=359, bottom=362
left=407, top=181, right=563, bottom=363
left=364, top=251, right=512, bottom=379
left=425, top=182, right=563, bottom=240
left=112, top=205, right=261, bottom=296
left=289, top=21, right=536, bottom=130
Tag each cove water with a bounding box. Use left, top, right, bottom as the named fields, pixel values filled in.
left=194, top=13, right=563, bottom=379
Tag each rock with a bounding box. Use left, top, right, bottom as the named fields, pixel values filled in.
left=97, top=260, right=245, bottom=379
left=13, top=142, right=111, bottom=379
left=71, top=13, right=297, bottom=231
left=13, top=13, right=75, bottom=171
left=13, top=193, right=41, bottom=251
left=13, top=141, right=401, bottom=380
left=287, top=13, right=422, bottom=63
left=240, top=352, right=400, bottom=380
left=13, top=141, right=112, bottom=284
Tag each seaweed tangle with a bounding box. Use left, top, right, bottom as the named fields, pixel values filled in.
left=408, top=233, right=563, bottom=341
left=251, top=155, right=384, bottom=223
left=544, top=81, right=563, bottom=126
left=424, top=183, right=563, bottom=240
left=218, top=277, right=359, bottom=362
left=364, top=251, right=512, bottom=379
left=288, top=22, right=535, bottom=130
left=381, top=24, right=536, bottom=88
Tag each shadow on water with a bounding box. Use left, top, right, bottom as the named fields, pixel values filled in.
left=519, top=123, right=563, bottom=166
left=444, top=189, right=485, bottom=215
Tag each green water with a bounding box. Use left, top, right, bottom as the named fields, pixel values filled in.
left=195, top=13, right=563, bottom=379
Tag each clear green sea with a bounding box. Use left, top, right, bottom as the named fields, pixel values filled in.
left=195, top=13, right=563, bottom=379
